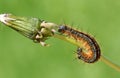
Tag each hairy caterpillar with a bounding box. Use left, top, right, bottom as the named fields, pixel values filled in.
left=58, top=25, right=101, bottom=63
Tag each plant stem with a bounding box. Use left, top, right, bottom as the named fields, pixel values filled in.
left=53, top=34, right=82, bottom=47
left=101, top=55, right=120, bottom=72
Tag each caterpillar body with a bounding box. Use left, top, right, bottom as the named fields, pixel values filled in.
left=58, top=25, right=101, bottom=63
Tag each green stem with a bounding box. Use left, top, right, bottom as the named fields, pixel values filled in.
left=101, top=55, right=120, bottom=72
left=53, top=34, right=82, bottom=47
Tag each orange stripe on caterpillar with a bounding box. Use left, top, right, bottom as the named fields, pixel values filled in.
left=58, top=25, right=101, bottom=63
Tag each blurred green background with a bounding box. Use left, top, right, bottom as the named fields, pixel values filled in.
left=0, top=0, right=120, bottom=78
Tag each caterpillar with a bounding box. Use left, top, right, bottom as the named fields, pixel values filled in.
left=58, top=25, right=101, bottom=63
